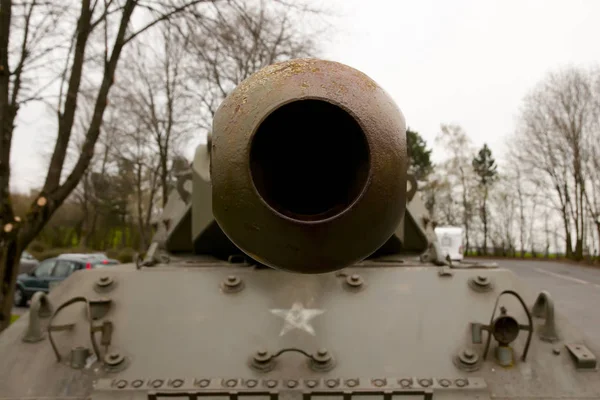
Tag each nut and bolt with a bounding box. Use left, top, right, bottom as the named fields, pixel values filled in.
left=152, top=379, right=164, bottom=388
left=345, top=379, right=358, bottom=387
left=195, top=379, right=210, bottom=388
left=459, top=348, right=479, bottom=365
left=399, top=378, right=413, bottom=388
left=455, top=378, right=468, bottom=387
left=418, top=379, right=433, bottom=387
left=468, top=275, right=493, bottom=292
left=246, top=379, right=258, bottom=388
left=225, top=275, right=241, bottom=287
left=104, top=352, right=124, bottom=366
left=253, top=349, right=271, bottom=363
left=286, top=380, right=298, bottom=388
left=116, top=380, right=127, bottom=389
left=346, top=274, right=364, bottom=288
left=171, top=379, right=184, bottom=388
left=222, top=275, right=244, bottom=292
left=438, top=379, right=451, bottom=388
left=97, top=276, right=113, bottom=287
left=132, top=380, right=143, bottom=388
left=225, top=379, right=237, bottom=388
left=313, top=348, right=332, bottom=364
left=265, top=380, right=277, bottom=388
left=372, top=378, right=386, bottom=387
left=305, top=379, right=318, bottom=388
left=326, top=379, right=339, bottom=388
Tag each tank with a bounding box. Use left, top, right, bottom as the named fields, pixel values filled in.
left=0, top=58, right=598, bottom=400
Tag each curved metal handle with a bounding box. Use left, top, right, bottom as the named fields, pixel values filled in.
left=532, top=290, right=559, bottom=342
left=483, top=290, right=534, bottom=362
left=48, top=296, right=100, bottom=362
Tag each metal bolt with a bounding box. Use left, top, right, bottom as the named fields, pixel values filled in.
left=171, top=379, right=184, bottom=388
left=116, top=380, right=127, bottom=389
left=132, top=380, right=143, bottom=388
left=455, top=379, right=468, bottom=387
left=305, top=380, right=318, bottom=388
left=196, top=379, right=210, bottom=388
left=439, top=379, right=451, bottom=388
left=326, top=379, right=338, bottom=388
left=104, top=352, right=124, bottom=366
left=266, top=380, right=277, bottom=388
left=317, top=348, right=328, bottom=357
left=152, top=379, right=164, bottom=388
left=372, top=378, right=386, bottom=387
left=477, top=275, right=487, bottom=282
left=225, top=379, right=237, bottom=388
left=463, top=349, right=475, bottom=359
left=399, top=378, right=413, bottom=388
left=287, top=380, right=298, bottom=388
left=345, top=379, right=358, bottom=387
left=225, top=275, right=240, bottom=286
left=96, top=276, right=114, bottom=288
left=246, top=379, right=258, bottom=388
left=253, top=349, right=271, bottom=363
left=346, top=274, right=364, bottom=288
left=418, top=379, right=432, bottom=387
left=553, top=348, right=561, bottom=355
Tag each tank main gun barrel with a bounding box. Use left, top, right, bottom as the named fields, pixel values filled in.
left=210, top=59, right=408, bottom=273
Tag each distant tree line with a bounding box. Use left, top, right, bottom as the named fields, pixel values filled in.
left=407, top=66, right=600, bottom=262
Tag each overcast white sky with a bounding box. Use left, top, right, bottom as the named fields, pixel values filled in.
left=10, top=0, right=600, bottom=193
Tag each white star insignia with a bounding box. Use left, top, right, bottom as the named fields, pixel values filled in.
left=270, top=302, right=325, bottom=336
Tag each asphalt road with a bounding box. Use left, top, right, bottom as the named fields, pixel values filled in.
left=11, top=259, right=600, bottom=342
left=485, top=258, right=600, bottom=343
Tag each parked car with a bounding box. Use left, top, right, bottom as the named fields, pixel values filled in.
left=57, top=252, right=119, bottom=265
left=14, top=255, right=119, bottom=307
left=19, top=251, right=39, bottom=274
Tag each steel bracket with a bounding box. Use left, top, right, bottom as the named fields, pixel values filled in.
left=565, top=343, right=597, bottom=369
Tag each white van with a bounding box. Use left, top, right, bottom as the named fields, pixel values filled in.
left=435, top=226, right=464, bottom=261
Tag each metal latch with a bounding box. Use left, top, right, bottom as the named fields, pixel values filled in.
left=565, top=343, right=597, bottom=369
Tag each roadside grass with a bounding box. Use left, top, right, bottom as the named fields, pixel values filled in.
left=10, top=315, right=19, bottom=324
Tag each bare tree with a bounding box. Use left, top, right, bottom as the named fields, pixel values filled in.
left=512, top=67, right=597, bottom=260
left=109, top=0, right=323, bottom=241
left=184, top=0, right=320, bottom=123
left=0, top=0, right=222, bottom=332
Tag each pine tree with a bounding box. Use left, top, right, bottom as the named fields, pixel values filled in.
left=472, top=144, right=498, bottom=254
